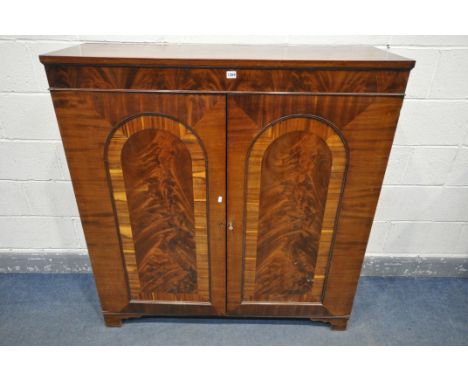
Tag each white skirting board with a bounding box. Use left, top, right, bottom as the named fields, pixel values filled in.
left=0, top=252, right=466, bottom=277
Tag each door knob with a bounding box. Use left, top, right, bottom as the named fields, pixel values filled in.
left=227, top=222, right=234, bottom=231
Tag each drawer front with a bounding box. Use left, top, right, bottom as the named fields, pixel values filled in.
left=45, top=64, right=410, bottom=94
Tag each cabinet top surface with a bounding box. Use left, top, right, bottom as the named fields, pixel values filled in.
left=40, top=43, right=415, bottom=69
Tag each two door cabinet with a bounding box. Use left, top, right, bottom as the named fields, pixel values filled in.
left=40, top=44, right=414, bottom=330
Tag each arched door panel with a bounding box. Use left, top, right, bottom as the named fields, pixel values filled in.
left=106, top=114, right=212, bottom=303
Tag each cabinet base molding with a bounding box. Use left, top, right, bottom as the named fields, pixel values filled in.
left=103, top=311, right=349, bottom=330
left=103, top=313, right=143, bottom=327
left=311, top=317, right=349, bottom=331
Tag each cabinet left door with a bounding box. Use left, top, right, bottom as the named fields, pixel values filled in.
left=50, top=92, right=227, bottom=321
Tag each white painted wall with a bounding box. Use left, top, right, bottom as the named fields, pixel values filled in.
left=0, top=35, right=467, bottom=262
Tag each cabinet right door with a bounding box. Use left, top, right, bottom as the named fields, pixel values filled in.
left=227, top=94, right=403, bottom=318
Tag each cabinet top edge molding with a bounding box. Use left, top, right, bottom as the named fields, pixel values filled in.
left=39, top=43, right=415, bottom=70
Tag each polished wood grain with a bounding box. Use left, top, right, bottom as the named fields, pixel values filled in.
left=227, top=94, right=403, bottom=321
left=106, top=114, right=210, bottom=302
left=255, top=132, right=331, bottom=299
left=123, top=130, right=197, bottom=298
left=42, top=44, right=413, bottom=329
left=49, top=92, right=226, bottom=318
left=44, top=65, right=410, bottom=94
left=40, top=44, right=415, bottom=69
left=239, top=116, right=348, bottom=304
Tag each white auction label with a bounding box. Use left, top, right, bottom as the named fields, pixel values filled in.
left=226, top=70, right=237, bottom=79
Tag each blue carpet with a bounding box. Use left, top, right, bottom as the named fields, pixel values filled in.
left=0, top=274, right=466, bottom=345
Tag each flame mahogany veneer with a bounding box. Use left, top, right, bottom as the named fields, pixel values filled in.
left=41, top=44, right=414, bottom=330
